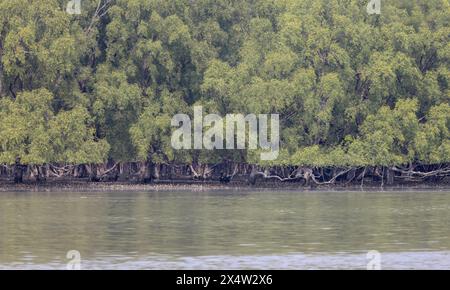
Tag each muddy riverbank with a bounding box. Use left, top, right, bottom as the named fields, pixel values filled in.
left=1, top=178, right=449, bottom=192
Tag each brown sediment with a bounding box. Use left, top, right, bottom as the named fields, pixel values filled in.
left=0, top=180, right=236, bottom=192
left=0, top=178, right=449, bottom=192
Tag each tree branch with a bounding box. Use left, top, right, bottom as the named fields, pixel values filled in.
left=85, top=0, right=113, bottom=35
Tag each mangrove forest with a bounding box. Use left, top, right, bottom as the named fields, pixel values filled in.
left=0, top=0, right=449, bottom=186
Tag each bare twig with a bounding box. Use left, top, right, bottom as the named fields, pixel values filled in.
left=85, top=0, right=113, bottom=35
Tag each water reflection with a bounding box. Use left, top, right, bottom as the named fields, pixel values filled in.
left=0, top=190, right=449, bottom=269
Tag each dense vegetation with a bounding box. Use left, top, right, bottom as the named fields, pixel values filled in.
left=0, top=0, right=449, bottom=184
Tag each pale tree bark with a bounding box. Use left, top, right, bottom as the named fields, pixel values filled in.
left=85, top=0, right=113, bottom=35
left=0, top=42, right=3, bottom=96
left=0, top=63, right=3, bottom=96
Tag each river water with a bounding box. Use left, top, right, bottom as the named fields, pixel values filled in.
left=0, top=189, right=449, bottom=269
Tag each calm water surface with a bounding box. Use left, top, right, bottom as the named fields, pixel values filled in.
left=0, top=190, right=449, bottom=269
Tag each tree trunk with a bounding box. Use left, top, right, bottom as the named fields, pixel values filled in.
left=33, top=165, right=47, bottom=183
left=73, top=165, right=80, bottom=178
left=0, top=63, right=3, bottom=95
left=153, top=163, right=160, bottom=180
left=90, top=164, right=99, bottom=182
left=0, top=44, right=3, bottom=96
left=360, top=167, right=367, bottom=187
left=13, top=158, right=24, bottom=183
left=45, top=164, right=50, bottom=179
left=386, top=167, right=394, bottom=185
left=117, top=162, right=127, bottom=181
left=347, top=168, right=356, bottom=182
left=139, top=161, right=152, bottom=183
left=248, top=166, right=258, bottom=185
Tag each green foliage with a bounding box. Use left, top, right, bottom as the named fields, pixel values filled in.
left=0, top=89, right=108, bottom=164
left=414, top=103, right=450, bottom=163
left=49, top=106, right=110, bottom=164
left=0, top=0, right=448, bottom=167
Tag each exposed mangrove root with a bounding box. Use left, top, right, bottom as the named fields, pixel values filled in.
left=1, top=162, right=449, bottom=187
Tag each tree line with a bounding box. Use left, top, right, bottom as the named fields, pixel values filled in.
left=0, top=0, right=449, bottom=185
